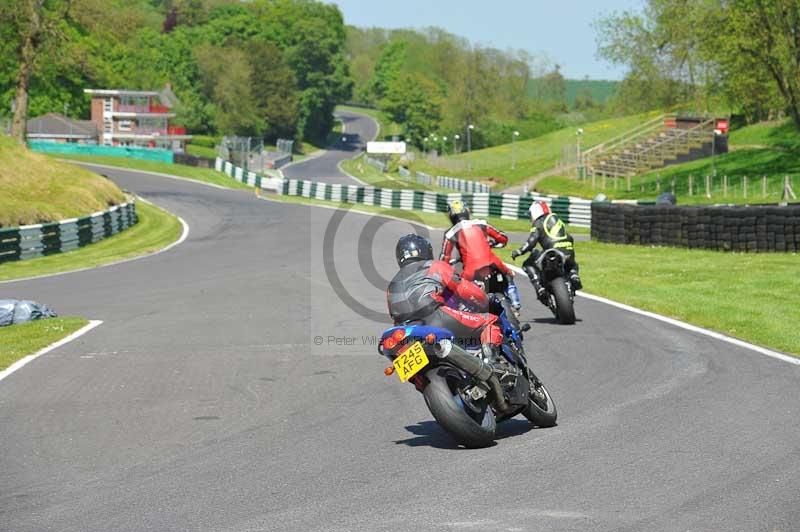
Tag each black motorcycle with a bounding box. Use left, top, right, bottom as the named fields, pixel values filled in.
left=379, top=306, right=557, bottom=448
left=525, top=248, right=576, bottom=324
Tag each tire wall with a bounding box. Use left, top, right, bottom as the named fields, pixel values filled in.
left=590, top=202, right=800, bottom=252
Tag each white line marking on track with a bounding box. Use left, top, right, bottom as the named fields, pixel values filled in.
left=265, top=197, right=799, bottom=366
left=0, top=202, right=190, bottom=285
left=0, top=320, right=104, bottom=382
left=60, top=160, right=238, bottom=191
left=505, top=263, right=799, bottom=366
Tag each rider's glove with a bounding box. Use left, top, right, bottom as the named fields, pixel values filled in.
left=510, top=249, right=521, bottom=260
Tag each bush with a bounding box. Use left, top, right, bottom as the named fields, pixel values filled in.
left=190, top=135, right=221, bottom=149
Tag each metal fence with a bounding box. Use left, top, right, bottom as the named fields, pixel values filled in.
left=436, top=175, right=491, bottom=194
left=586, top=173, right=798, bottom=204
left=0, top=201, right=137, bottom=264
left=218, top=136, right=294, bottom=171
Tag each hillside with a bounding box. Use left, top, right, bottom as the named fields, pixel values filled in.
left=534, top=119, right=800, bottom=203
left=409, top=111, right=661, bottom=188
left=0, top=136, right=125, bottom=227
left=527, top=79, right=620, bottom=106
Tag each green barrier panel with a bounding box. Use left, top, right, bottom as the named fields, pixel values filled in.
left=28, top=141, right=174, bottom=163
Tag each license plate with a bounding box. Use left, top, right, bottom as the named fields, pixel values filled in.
left=393, top=341, right=429, bottom=383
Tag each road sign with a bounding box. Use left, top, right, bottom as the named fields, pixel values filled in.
left=367, top=141, right=406, bottom=154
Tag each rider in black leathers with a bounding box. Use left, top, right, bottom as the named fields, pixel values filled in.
left=511, top=200, right=582, bottom=301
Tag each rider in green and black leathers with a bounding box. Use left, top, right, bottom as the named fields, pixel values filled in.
left=511, top=200, right=582, bottom=301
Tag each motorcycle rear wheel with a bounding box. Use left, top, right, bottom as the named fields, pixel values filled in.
left=423, top=366, right=496, bottom=448
left=550, top=278, right=576, bottom=324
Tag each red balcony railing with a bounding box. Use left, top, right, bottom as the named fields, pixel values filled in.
left=117, top=104, right=151, bottom=113
left=168, top=126, right=186, bottom=135
left=149, top=104, right=170, bottom=113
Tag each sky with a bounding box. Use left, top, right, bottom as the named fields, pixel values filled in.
left=329, top=0, right=643, bottom=80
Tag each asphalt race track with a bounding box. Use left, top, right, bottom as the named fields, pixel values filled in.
left=281, top=109, right=378, bottom=185
left=2, top=119, right=800, bottom=532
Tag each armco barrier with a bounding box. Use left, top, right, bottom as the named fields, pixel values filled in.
left=591, top=202, right=800, bottom=252
left=436, top=175, right=491, bottom=194
left=215, top=158, right=592, bottom=227
left=0, top=200, right=137, bottom=264
left=281, top=179, right=592, bottom=227
left=215, top=158, right=284, bottom=191
left=28, top=141, right=174, bottom=163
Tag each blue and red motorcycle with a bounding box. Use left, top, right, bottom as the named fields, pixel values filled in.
left=379, top=306, right=557, bottom=448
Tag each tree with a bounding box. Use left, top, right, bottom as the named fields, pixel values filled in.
left=246, top=40, right=299, bottom=141
left=369, top=41, right=406, bottom=101
left=380, top=72, right=442, bottom=147
left=719, top=0, right=800, bottom=127
left=595, top=0, right=800, bottom=126
left=196, top=45, right=263, bottom=135
left=1, top=0, right=73, bottom=142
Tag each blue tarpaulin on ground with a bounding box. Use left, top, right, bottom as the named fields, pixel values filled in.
left=0, top=300, right=58, bottom=327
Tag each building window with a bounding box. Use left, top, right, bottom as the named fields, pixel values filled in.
left=118, top=120, right=132, bottom=131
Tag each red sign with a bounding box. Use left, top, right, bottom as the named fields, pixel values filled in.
left=716, top=119, right=729, bottom=134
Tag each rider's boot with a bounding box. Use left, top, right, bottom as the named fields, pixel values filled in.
left=505, top=278, right=522, bottom=311
left=524, top=265, right=548, bottom=302
left=569, top=269, right=583, bottom=291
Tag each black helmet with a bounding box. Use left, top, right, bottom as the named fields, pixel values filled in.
left=447, top=199, right=471, bottom=225
left=395, top=234, right=433, bottom=267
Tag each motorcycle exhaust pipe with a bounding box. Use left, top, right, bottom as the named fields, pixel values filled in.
left=433, top=340, right=512, bottom=413
left=433, top=340, right=492, bottom=380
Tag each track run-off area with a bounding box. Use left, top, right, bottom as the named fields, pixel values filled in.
left=2, top=112, right=800, bottom=532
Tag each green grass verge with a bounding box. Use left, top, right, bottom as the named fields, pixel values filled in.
left=495, top=242, right=799, bottom=356
left=729, top=119, right=800, bottom=150
left=0, top=200, right=182, bottom=281
left=408, top=111, right=662, bottom=187
left=53, top=154, right=252, bottom=190
left=340, top=154, right=449, bottom=191
left=1, top=135, right=125, bottom=227
left=185, top=143, right=219, bottom=159
left=0, top=317, right=88, bottom=371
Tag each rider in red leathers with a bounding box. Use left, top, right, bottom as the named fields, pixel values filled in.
left=387, top=234, right=502, bottom=357
left=440, top=200, right=521, bottom=310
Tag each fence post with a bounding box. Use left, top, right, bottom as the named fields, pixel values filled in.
left=656, top=176, right=661, bottom=192
left=723, top=175, right=728, bottom=197
left=689, top=175, right=693, bottom=196
left=671, top=178, right=675, bottom=194
left=627, top=175, right=631, bottom=192
left=705, top=175, right=711, bottom=198
left=743, top=175, right=748, bottom=200
left=762, top=175, right=767, bottom=198
left=783, top=175, right=797, bottom=202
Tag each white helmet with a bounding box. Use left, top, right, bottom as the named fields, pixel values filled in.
left=528, top=200, right=551, bottom=222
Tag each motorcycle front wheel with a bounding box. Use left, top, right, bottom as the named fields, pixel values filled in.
left=423, top=366, right=496, bottom=448
left=550, top=278, right=576, bottom=324
left=523, top=380, right=558, bottom=427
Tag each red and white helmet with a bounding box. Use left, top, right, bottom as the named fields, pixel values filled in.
left=528, top=200, right=550, bottom=222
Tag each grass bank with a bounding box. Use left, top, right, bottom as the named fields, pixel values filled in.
left=0, top=317, right=88, bottom=371
left=0, top=136, right=125, bottom=227
left=496, top=242, right=799, bottom=356
left=408, top=111, right=661, bottom=188
left=340, top=154, right=449, bottom=191
left=535, top=119, right=800, bottom=204
left=54, top=153, right=252, bottom=190
left=0, top=200, right=182, bottom=281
